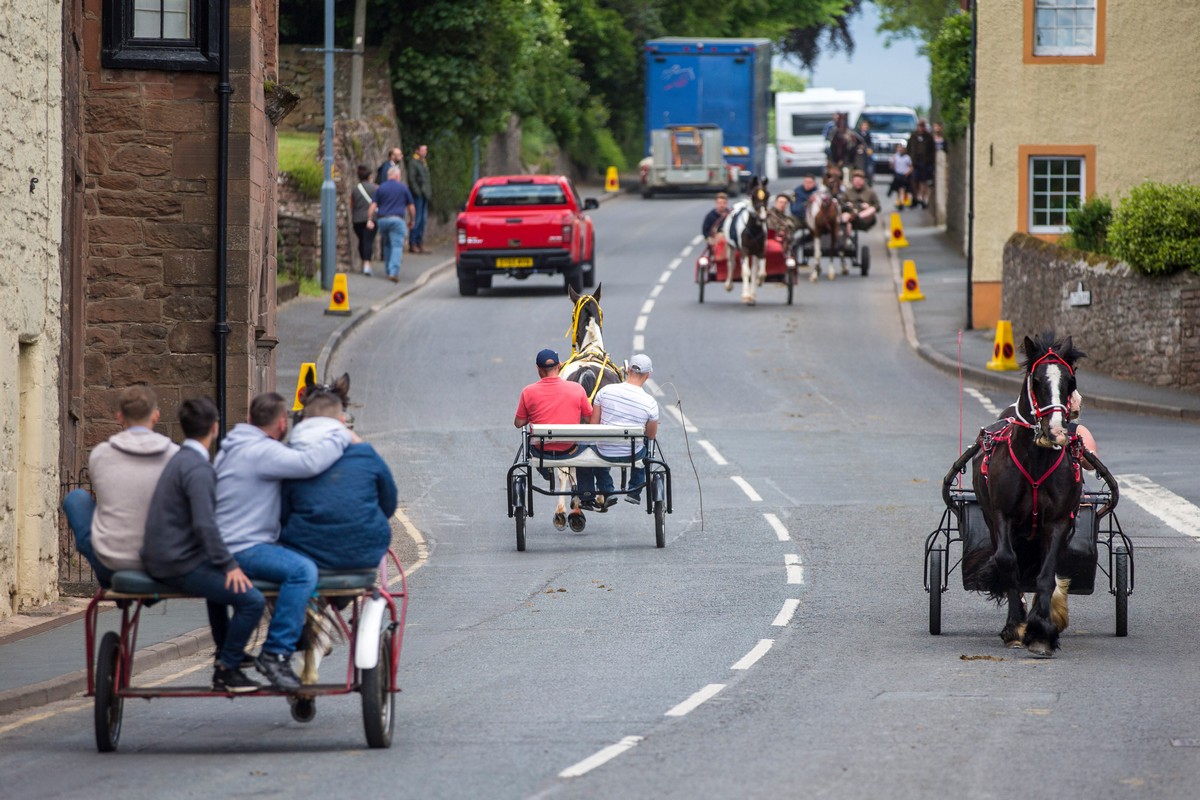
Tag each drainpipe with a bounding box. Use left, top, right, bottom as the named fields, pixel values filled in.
left=215, top=0, right=232, bottom=435
left=965, top=0, right=977, bottom=330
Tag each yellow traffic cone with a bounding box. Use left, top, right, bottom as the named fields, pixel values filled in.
left=292, top=362, right=317, bottom=411
left=898, top=259, right=925, bottom=302
left=605, top=166, right=620, bottom=192
left=325, top=273, right=351, bottom=316
left=887, top=213, right=909, bottom=249
left=986, top=321, right=1019, bottom=371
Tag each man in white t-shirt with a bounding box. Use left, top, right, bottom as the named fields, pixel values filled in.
left=579, top=354, right=660, bottom=507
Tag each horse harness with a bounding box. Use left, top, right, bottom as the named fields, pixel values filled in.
left=562, top=293, right=624, bottom=402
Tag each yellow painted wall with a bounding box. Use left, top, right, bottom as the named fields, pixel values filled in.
left=973, top=0, right=1200, bottom=320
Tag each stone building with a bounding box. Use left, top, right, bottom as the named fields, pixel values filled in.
left=971, top=0, right=1200, bottom=328
left=0, top=0, right=65, bottom=616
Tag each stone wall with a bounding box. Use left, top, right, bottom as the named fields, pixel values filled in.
left=0, top=0, right=64, bottom=614
left=276, top=45, right=399, bottom=133
left=1002, top=233, right=1200, bottom=391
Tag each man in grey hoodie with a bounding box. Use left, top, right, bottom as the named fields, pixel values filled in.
left=214, top=392, right=353, bottom=692
left=63, top=385, right=179, bottom=587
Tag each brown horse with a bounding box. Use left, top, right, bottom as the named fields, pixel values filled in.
left=805, top=185, right=842, bottom=283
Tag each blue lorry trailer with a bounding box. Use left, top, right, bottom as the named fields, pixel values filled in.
left=643, top=37, right=771, bottom=187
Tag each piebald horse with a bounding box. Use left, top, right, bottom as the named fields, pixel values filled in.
left=723, top=176, right=769, bottom=305
left=806, top=170, right=846, bottom=282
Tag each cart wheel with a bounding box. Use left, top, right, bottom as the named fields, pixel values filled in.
left=1114, top=546, right=1129, bottom=637
left=361, top=628, right=395, bottom=749
left=785, top=268, right=795, bottom=306
left=94, top=631, right=124, bottom=753
left=290, top=696, right=317, bottom=723
left=928, top=549, right=943, bottom=635
left=653, top=475, right=666, bottom=549
left=860, top=246, right=870, bottom=276
left=698, top=271, right=706, bottom=303
left=512, top=476, right=527, bottom=552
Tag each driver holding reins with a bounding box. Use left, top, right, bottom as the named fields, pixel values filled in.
left=702, top=192, right=731, bottom=265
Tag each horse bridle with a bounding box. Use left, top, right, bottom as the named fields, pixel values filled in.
left=566, top=294, right=602, bottom=355
left=1014, top=348, right=1074, bottom=430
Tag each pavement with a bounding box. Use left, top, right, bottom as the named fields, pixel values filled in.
left=2, top=187, right=1198, bottom=719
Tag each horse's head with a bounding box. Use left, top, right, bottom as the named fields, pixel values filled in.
left=1020, top=333, right=1085, bottom=448
left=748, top=176, right=770, bottom=224
left=296, top=370, right=353, bottom=429
left=567, top=284, right=603, bottom=353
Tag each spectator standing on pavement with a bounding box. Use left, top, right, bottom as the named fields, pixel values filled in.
left=366, top=166, right=416, bottom=283
left=889, top=143, right=914, bottom=209
left=63, top=384, right=179, bottom=588
left=350, top=165, right=377, bottom=276
left=907, top=119, right=936, bottom=209
left=407, top=144, right=432, bottom=254
left=375, top=146, right=403, bottom=187
left=855, top=118, right=875, bottom=185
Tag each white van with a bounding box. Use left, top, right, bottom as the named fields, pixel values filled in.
left=775, top=88, right=866, bottom=175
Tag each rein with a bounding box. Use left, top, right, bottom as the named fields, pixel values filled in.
left=565, top=294, right=602, bottom=355
left=981, top=419, right=1081, bottom=540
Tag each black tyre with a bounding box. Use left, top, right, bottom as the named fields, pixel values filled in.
left=476, top=274, right=493, bottom=290
left=785, top=267, right=795, bottom=305
left=94, top=631, right=124, bottom=753
left=564, top=266, right=584, bottom=294
left=290, top=696, right=317, bottom=723
left=653, top=475, right=666, bottom=548
left=516, top=507, right=527, bottom=552
left=1115, top=546, right=1129, bottom=637
left=361, top=629, right=395, bottom=749
left=457, top=275, right=478, bottom=296
left=928, top=549, right=943, bottom=636
left=582, top=262, right=596, bottom=288
left=642, top=189, right=653, bottom=199
left=860, top=246, right=870, bottom=276
left=698, top=270, right=706, bottom=303
left=513, top=476, right=527, bottom=552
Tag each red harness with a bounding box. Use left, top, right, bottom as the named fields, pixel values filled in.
left=980, top=419, right=1083, bottom=540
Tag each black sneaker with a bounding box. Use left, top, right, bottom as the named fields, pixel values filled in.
left=255, top=651, right=302, bottom=693
left=240, top=651, right=257, bottom=669
left=624, top=494, right=642, bottom=505
left=213, top=663, right=261, bottom=694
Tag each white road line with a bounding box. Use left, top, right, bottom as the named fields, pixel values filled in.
left=665, top=683, right=726, bottom=717
left=634, top=315, right=648, bottom=332
left=645, top=378, right=664, bottom=397
left=559, top=736, right=645, bottom=778
left=763, top=512, right=790, bottom=541
left=691, top=235, right=704, bottom=246
left=659, top=270, right=673, bottom=284
left=678, top=246, right=692, bottom=258
left=632, top=334, right=645, bottom=352
left=641, top=299, right=655, bottom=314
left=785, top=554, right=805, bottom=584
left=649, top=284, right=664, bottom=298
left=664, top=404, right=698, bottom=432
left=668, top=257, right=682, bottom=270
left=772, top=599, right=801, bottom=627
left=965, top=387, right=1001, bottom=417
left=1116, top=474, right=1200, bottom=539
left=698, top=439, right=727, bottom=465
left=731, top=476, right=762, bottom=501
left=731, top=639, right=774, bottom=670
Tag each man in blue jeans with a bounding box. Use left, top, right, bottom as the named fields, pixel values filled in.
left=215, top=392, right=353, bottom=692
left=365, top=166, right=416, bottom=283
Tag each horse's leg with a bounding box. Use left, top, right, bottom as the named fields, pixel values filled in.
left=826, top=230, right=837, bottom=281
left=724, top=250, right=734, bottom=292
left=553, top=466, right=569, bottom=530
left=1023, top=522, right=1073, bottom=656
left=809, top=232, right=821, bottom=283
left=990, top=517, right=1025, bottom=646
left=841, top=226, right=851, bottom=275
left=742, top=255, right=755, bottom=304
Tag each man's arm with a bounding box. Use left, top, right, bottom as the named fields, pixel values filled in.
left=588, top=402, right=603, bottom=425
left=254, top=431, right=351, bottom=480
left=644, top=419, right=659, bottom=440
left=182, top=461, right=236, bottom=572
left=367, top=200, right=378, bottom=228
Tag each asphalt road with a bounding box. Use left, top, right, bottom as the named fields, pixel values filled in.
left=4, top=194, right=1200, bottom=799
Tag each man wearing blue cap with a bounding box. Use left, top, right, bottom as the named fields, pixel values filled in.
left=514, top=349, right=592, bottom=446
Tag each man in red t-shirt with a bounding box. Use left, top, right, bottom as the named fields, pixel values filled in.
left=514, top=348, right=592, bottom=460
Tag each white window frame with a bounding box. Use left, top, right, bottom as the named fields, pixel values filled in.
left=1028, top=156, right=1086, bottom=234
left=1033, top=0, right=1097, bottom=57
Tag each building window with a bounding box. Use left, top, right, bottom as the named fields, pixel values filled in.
left=1029, top=157, right=1085, bottom=233
left=1034, top=0, right=1096, bottom=56
left=102, top=0, right=218, bottom=72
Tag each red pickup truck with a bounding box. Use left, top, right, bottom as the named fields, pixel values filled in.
left=455, top=175, right=598, bottom=296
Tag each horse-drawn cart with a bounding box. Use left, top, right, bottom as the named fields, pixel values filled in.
left=794, top=226, right=871, bottom=278
left=924, top=448, right=1132, bottom=638
left=695, top=238, right=798, bottom=305
left=85, top=552, right=407, bottom=752
left=507, top=424, right=673, bottom=550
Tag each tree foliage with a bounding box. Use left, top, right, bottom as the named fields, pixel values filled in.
left=1108, top=182, right=1200, bottom=276
left=873, top=0, right=962, bottom=53
left=928, top=11, right=971, bottom=140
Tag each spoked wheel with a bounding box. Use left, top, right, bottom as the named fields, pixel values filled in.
left=928, top=548, right=943, bottom=635
left=94, top=631, right=124, bottom=753
left=513, top=475, right=527, bottom=552
left=652, top=475, right=666, bottom=549
left=860, top=246, right=870, bottom=276
left=361, top=628, right=396, bottom=749
left=289, top=696, right=317, bottom=723
left=1114, top=546, right=1129, bottom=637
left=785, top=267, right=795, bottom=305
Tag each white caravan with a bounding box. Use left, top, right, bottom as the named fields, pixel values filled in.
left=775, top=88, right=866, bottom=174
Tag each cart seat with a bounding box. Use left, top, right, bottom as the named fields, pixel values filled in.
left=108, top=568, right=378, bottom=598
left=531, top=446, right=647, bottom=469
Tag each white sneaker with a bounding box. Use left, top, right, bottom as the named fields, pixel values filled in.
left=362, top=266, right=373, bottom=276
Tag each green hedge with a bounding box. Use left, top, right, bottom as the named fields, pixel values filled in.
left=1107, top=181, right=1200, bottom=275
left=1063, top=195, right=1113, bottom=255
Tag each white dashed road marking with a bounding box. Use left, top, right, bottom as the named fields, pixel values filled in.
left=632, top=334, right=645, bottom=352
left=698, top=440, right=727, bottom=465
left=559, top=736, right=645, bottom=778
left=665, top=684, right=726, bottom=717
left=763, top=513, right=789, bottom=541
left=785, top=554, right=805, bottom=584
left=659, top=270, right=673, bottom=284
left=731, top=476, right=762, bottom=502
left=667, top=257, right=682, bottom=270
left=640, top=299, right=655, bottom=314
left=965, top=387, right=1002, bottom=417
left=1117, top=474, right=1200, bottom=539
left=731, top=639, right=774, bottom=670
left=634, top=315, right=648, bottom=332
left=772, top=599, right=801, bottom=627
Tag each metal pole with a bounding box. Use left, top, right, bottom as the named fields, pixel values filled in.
left=215, top=0, right=232, bottom=436
left=965, top=0, right=977, bottom=330
left=350, top=0, right=365, bottom=119
left=472, top=135, right=480, bottom=183
left=320, top=0, right=336, bottom=290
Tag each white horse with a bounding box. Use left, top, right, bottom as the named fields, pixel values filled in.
left=723, top=176, right=770, bottom=305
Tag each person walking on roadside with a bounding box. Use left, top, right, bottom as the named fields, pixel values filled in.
left=907, top=119, right=935, bottom=209
left=889, top=143, right=914, bottom=210
left=350, top=165, right=378, bottom=276
left=407, top=144, right=432, bottom=254
left=366, top=166, right=416, bottom=283
left=855, top=118, right=875, bottom=185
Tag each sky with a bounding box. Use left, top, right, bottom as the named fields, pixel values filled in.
left=775, top=3, right=932, bottom=110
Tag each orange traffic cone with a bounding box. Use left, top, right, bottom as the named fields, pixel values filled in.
left=292, top=362, right=317, bottom=411
left=986, top=321, right=1019, bottom=371
left=887, top=213, right=909, bottom=249
left=325, top=273, right=351, bottom=316
left=898, top=259, right=925, bottom=302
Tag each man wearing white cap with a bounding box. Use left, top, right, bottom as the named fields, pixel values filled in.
left=582, top=353, right=659, bottom=506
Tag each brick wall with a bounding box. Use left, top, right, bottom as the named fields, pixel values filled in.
left=1002, top=233, right=1200, bottom=391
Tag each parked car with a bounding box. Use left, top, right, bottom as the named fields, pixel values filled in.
left=455, top=175, right=598, bottom=296
left=855, top=105, right=919, bottom=175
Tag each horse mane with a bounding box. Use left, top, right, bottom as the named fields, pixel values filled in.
left=1021, top=331, right=1087, bottom=372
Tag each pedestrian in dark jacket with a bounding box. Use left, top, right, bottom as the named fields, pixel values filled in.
left=406, top=144, right=432, bottom=254
left=907, top=120, right=936, bottom=209
left=142, top=397, right=264, bottom=694
left=375, top=146, right=404, bottom=186
left=280, top=393, right=398, bottom=569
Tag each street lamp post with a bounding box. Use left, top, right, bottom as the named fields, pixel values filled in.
left=320, top=0, right=336, bottom=291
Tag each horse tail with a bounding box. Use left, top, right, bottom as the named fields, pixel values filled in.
left=1050, top=575, right=1070, bottom=631
left=963, top=548, right=1008, bottom=603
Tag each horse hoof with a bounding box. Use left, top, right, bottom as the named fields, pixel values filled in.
left=826, top=272, right=835, bottom=281
left=809, top=271, right=819, bottom=283
left=567, top=512, right=586, bottom=533
left=1025, top=641, right=1055, bottom=658
left=841, top=266, right=849, bottom=276
left=724, top=282, right=733, bottom=292
left=553, top=512, right=566, bottom=531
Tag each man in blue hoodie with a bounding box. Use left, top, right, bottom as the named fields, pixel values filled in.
left=215, top=392, right=354, bottom=692
left=280, top=392, right=398, bottom=569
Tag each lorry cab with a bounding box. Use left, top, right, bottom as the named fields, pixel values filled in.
left=855, top=105, right=919, bottom=175
left=774, top=88, right=866, bottom=175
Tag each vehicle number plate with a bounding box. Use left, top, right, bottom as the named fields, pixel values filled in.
left=496, top=257, right=533, bottom=268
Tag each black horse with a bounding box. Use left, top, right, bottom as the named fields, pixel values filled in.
left=968, top=332, right=1087, bottom=656
left=722, top=175, right=769, bottom=304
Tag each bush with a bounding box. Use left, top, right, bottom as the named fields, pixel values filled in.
left=1063, top=195, right=1112, bottom=254
left=278, top=131, right=323, bottom=199
left=1108, top=181, right=1200, bottom=275
left=929, top=13, right=971, bottom=141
